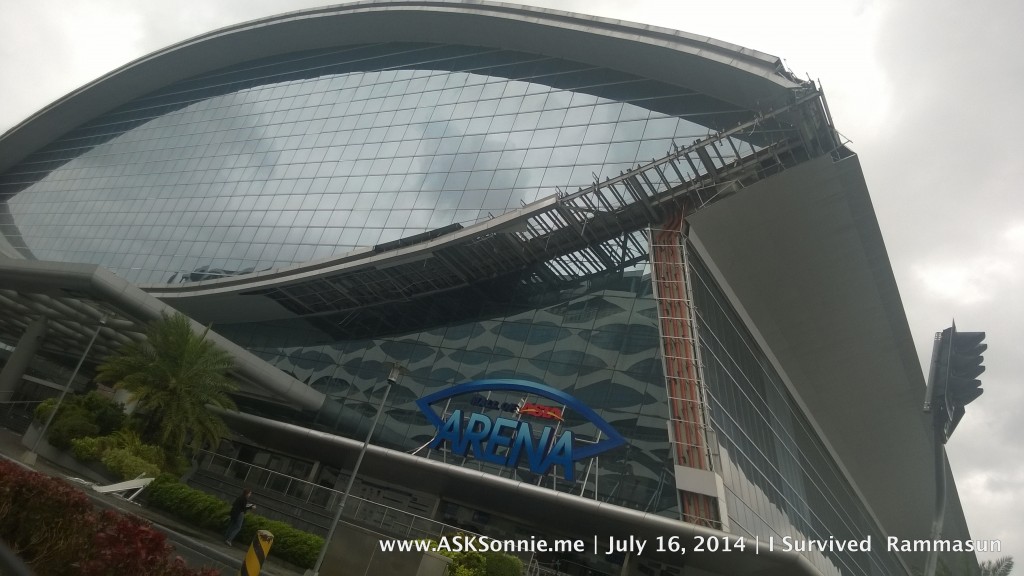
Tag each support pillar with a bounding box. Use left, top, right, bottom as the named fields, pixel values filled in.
left=649, top=213, right=722, bottom=529
left=0, top=316, right=48, bottom=403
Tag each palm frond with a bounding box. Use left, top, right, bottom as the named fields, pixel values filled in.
left=980, top=556, right=1014, bottom=576
left=95, top=312, right=237, bottom=457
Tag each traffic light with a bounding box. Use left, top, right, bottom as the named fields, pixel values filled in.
left=930, top=326, right=986, bottom=443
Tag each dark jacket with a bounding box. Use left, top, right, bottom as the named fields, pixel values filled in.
left=230, top=494, right=251, bottom=519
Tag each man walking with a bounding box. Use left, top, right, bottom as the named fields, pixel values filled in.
left=224, top=488, right=255, bottom=546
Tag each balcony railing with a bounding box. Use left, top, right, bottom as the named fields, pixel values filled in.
left=196, top=450, right=468, bottom=543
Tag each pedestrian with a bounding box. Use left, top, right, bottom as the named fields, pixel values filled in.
left=224, top=488, right=255, bottom=546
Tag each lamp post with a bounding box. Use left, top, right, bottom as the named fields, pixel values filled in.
left=23, top=316, right=107, bottom=466
left=311, top=363, right=402, bottom=576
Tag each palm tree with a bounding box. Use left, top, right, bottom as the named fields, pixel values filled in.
left=927, top=555, right=1015, bottom=576
left=980, top=557, right=1014, bottom=576
left=96, top=312, right=237, bottom=458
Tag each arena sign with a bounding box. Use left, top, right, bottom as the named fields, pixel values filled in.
left=416, top=379, right=626, bottom=481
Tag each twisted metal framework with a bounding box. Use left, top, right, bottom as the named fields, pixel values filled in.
left=202, top=89, right=841, bottom=338
left=0, top=88, right=840, bottom=406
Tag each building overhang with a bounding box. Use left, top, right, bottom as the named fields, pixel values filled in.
left=687, top=153, right=975, bottom=572
left=0, top=258, right=325, bottom=411
left=0, top=0, right=806, bottom=175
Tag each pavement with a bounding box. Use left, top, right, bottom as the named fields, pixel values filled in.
left=0, top=426, right=308, bottom=576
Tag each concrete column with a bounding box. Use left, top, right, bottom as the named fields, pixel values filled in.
left=0, top=316, right=48, bottom=403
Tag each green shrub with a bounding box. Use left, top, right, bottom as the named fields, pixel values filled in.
left=240, top=515, right=324, bottom=568
left=136, top=443, right=167, bottom=468
left=101, top=448, right=162, bottom=480
left=145, top=476, right=323, bottom=568
left=162, top=451, right=190, bottom=475
left=71, top=436, right=110, bottom=461
left=484, top=551, right=523, bottom=576
left=109, top=429, right=166, bottom=469
left=146, top=475, right=223, bottom=526
left=35, top=392, right=126, bottom=450
left=109, top=428, right=145, bottom=452
left=419, top=537, right=521, bottom=576
left=81, top=391, right=126, bottom=434
left=48, top=409, right=101, bottom=449
left=71, top=428, right=167, bottom=475
left=33, top=397, right=58, bottom=423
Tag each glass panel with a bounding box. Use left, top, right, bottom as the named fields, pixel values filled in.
left=2, top=42, right=753, bottom=287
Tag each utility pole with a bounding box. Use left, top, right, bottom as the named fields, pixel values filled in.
left=23, top=316, right=107, bottom=466
left=311, top=364, right=402, bottom=576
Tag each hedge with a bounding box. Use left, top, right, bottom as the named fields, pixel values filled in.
left=483, top=552, right=524, bottom=576
left=72, top=435, right=109, bottom=461
left=428, top=537, right=524, bottom=576
left=145, top=476, right=324, bottom=568
left=48, top=410, right=100, bottom=450
left=0, top=459, right=94, bottom=574
left=0, top=460, right=215, bottom=576
left=102, top=448, right=163, bottom=480
left=72, top=431, right=170, bottom=477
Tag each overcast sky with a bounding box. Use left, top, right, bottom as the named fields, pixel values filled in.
left=1, top=0, right=1020, bottom=567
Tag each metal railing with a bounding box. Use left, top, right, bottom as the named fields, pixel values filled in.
left=0, top=400, right=40, bottom=433
left=196, top=450, right=472, bottom=543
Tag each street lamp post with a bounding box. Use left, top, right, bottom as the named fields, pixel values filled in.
left=23, top=316, right=107, bottom=466
left=311, top=364, right=402, bottom=576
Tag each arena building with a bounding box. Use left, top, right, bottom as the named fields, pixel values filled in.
left=0, top=2, right=977, bottom=575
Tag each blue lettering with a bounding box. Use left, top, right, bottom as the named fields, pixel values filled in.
left=463, top=412, right=492, bottom=459
left=480, top=417, right=518, bottom=465
left=431, top=409, right=464, bottom=452
left=541, top=430, right=575, bottom=481
left=507, top=421, right=554, bottom=473
left=428, top=408, right=579, bottom=480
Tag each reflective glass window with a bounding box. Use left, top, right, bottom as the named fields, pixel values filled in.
left=3, top=43, right=751, bottom=284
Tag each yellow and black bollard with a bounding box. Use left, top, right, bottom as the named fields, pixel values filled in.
left=239, top=530, right=274, bottom=576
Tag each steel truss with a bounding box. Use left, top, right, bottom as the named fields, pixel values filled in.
left=242, top=90, right=840, bottom=336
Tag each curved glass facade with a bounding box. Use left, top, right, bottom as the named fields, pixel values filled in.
left=0, top=35, right=904, bottom=576
left=0, top=43, right=750, bottom=285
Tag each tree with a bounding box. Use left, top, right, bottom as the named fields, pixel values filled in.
left=980, top=557, right=1014, bottom=576
left=96, top=312, right=236, bottom=458
left=926, top=556, right=1015, bottom=576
